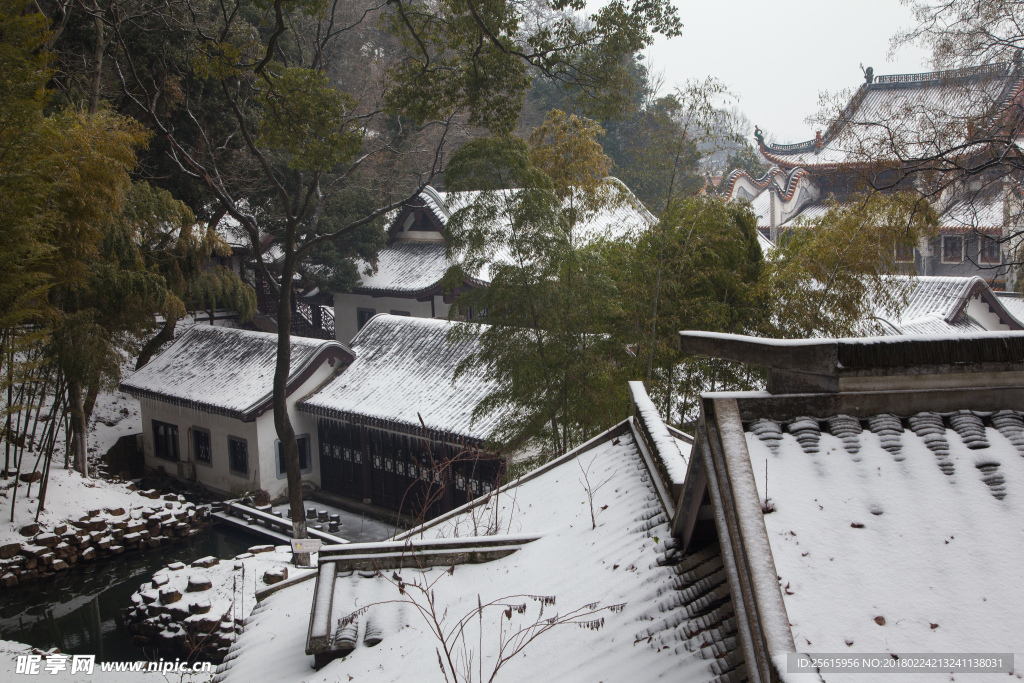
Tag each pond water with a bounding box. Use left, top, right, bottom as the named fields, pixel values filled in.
left=0, top=527, right=266, bottom=662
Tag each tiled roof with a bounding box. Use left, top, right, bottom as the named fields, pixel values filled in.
left=354, top=242, right=451, bottom=295
left=744, top=189, right=771, bottom=228
left=871, top=276, right=1018, bottom=336
left=761, top=64, right=1023, bottom=168
left=778, top=202, right=830, bottom=229
left=362, top=181, right=655, bottom=295
left=890, top=276, right=981, bottom=322
left=120, top=326, right=352, bottom=421
left=298, top=315, right=499, bottom=443
left=216, top=421, right=746, bottom=683
left=745, top=410, right=1024, bottom=672
left=891, top=313, right=986, bottom=335
left=996, top=293, right=1024, bottom=322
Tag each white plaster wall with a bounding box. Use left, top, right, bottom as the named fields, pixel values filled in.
left=139, top=398, right=261, bottom=497
left=253, top=359, right=338, bottom=499
left=392, top=220, right=444, bottom=241
left=966, top=296, right=1011, bottom=331
left=334, top=292, right=434, bottom=342
left=138, top=358, right=339, bottom=499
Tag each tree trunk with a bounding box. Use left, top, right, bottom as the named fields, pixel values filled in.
left=68, top=379, right=89, bottom=478
left=274, top=249, right=307, bottom=550
left=83, top=382, right=99, bottom=426
left=136, top=317, right=177, bottom=370
left=89, top=11, right=105, bottom=115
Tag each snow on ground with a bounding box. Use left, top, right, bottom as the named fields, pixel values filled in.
left=2, top=363, right=144, bottom=545
left=216, top=429, right=724, bottom=683
left=746, top=415, right=1024, bottom=682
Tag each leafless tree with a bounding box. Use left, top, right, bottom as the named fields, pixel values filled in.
left=338, top=562, right=624, bottom=683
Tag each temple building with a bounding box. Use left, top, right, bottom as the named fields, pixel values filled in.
left=330, top=181, right=655, bottom=342
left=726, top=62, right=1024, bottom=290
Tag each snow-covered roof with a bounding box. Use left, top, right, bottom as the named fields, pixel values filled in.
left=352, top=181, right=656, bottom=296
left=121, top=326, right=353, bottom=421
left=298, top=315, right=499, bottom=444
left=215, top=419, right=748, bottom=683
left=996, top=292, right=1024, bottom=322
left=745, top=410, right=1024, bottom=678
left=354, top=242, right=451, bottom=296
left=873, top=276, right=1024, bottom=336
left=760, top=63, right=1023, bottom=169
left=674, top=331, right=1024, bottom=682
left=745, top=187, right=770, bottom=229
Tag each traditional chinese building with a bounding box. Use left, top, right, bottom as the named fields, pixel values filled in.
left=726, top=63, right=1024, bottom=290
left=331, top=182, right=655, bottom=342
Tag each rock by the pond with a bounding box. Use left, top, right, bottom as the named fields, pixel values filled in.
left=188, top=599, right=212, bottom=615
left=187, top=575, right=212, bottom=592
left=158, top=587, right=182, bottom=605
left=235, top=553, right=254, bottom=560
left=0, top=542, right=22, bottom=560
left=191, top=556, right=219, bottom=569
left=249, top=545, right=274, bottom=554
left=80, top=547, right=97, bottom=562
left=263, top=567, right=288, bottom=585
left=167, top=561, right=185, bottom=571
left=18, top=471, right=42, bottom=483
left=51, top=559, right=68, bottom=571
left=2, top=572, right=17, bottom=588
left=52, top=524, right=68, bottom=535
left=167, top=604, right=190, bottom=621
left=18, top=524, right=39, bottom=537
left=152, top=574, right=170, bottom=588
left=33, top=533, right=59, bottom=548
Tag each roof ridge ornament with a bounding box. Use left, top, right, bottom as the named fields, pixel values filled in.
left=754, top=126, right=765, bottom=147
left=860, top=63, right=874, bottom=84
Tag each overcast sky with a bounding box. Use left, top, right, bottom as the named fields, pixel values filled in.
left=640, top=0, right=932, bottom=144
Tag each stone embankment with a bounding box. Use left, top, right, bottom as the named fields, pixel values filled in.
left=122, top=545, right=299, bottom=663
left=0, top=486, right=210, bottom=589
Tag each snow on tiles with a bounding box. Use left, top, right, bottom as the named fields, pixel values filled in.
left=746, top=414, right=1024, bottom=682
left=211, top=426, right=740, bottom=683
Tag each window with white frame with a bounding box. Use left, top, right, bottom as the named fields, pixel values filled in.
left=979, top=236, right=1002, bottom=264
left=941, top=235, right=964, bottom=263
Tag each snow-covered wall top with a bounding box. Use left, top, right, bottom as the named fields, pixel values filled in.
left=121, top=326, right=352, bottom=421
left=746, top=410, right=1024, bottom=680
left=299, top=315, right=499, bottom=443
left=628, top=381, right=689, bottom=491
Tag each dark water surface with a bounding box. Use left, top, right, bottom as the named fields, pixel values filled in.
left=0, top=527, right=265, bottom=662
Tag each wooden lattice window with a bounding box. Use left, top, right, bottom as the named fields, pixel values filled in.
left=192, top=428, right=211, bottom=465
left=153, top=421, right=179, bottom=461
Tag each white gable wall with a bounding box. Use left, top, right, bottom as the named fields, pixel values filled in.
left=966, top=295, right=1012, bottom=331
left=334, top=292, right=448, bottom=343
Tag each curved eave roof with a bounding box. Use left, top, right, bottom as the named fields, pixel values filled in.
left=298, top=315, right=500, bottom=445
left=121, top=326, right=354, bottom=422
left=759, top=63, right=1024, bottom=169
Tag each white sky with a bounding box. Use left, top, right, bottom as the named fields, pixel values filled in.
left=641, top=0, right=932, bottom=143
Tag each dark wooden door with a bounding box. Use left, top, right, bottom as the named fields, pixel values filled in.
left=318, top=419, right=362, bottom=500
